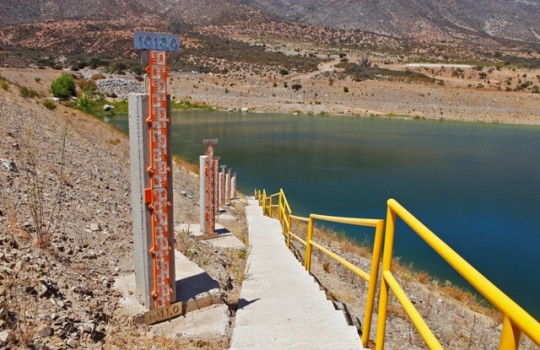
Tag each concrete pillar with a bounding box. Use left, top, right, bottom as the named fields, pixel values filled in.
left=213, top=157, right=220, bottom=214
left=220, top=165, right=227, bottom=207
left=231, top=172, right=237, bottom=200
left=128, top=93, right=175, bottom=310
left=203, top=139, right=218, bottom=234
left=199, top=155, right=207, bottom=234
left=225, top=170, right=230, bottom=205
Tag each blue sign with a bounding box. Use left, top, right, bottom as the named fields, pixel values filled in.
left=134, top=31, right=180, bottom=52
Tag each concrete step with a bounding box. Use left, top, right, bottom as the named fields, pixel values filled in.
left=239, top=279, right=325, bottom=299
left=231, top=323, right=360, bottom=350
left=234, top=299, right=351, bottom=327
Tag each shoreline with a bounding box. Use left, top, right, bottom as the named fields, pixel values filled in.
left=166, top=70, right=540, bottom=127
left=2, top=66, right=539, bottom=126
left=197, top=104, right=540, bottom=127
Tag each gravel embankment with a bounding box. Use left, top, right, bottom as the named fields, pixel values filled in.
left=0, top=87, right=200, bottom=349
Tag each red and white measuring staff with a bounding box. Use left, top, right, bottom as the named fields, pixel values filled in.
left=145, top=50, right=172, bottom=309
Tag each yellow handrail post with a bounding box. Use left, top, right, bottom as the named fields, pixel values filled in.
left=375, top=205, right=396, bottom=350
left=286, top=213, right=292, bottom=249
left=499, top=316, right=521, bottom=350
left=269, top=195, right=273, bottom=217
left=361, top=219, right=385, bottom=347
left=278, top=189, right=283, bottom=222
left=305, top=216, right=314, bottom=272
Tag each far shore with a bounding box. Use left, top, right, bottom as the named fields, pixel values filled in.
left=2, top=66, right=540, bottom=126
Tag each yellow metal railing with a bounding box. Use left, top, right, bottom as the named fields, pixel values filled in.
left=375, top=198, right=540, bottom=350
left=255, top=188, right=384, bottom=347
left=254, top=189, right=540, bottom=349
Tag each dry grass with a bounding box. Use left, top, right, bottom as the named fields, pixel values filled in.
left=0, top=192, right=30, bottom=242
left=173, top=155, right=199, bottom=175
left=18, top=126, right=68, bottom=249
left=226, top=199, right=249, bottom=245
left=105, top=321, right=229, bottom=349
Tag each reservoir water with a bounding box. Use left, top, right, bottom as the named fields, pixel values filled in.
left=109, top=110, right=540, bottom=319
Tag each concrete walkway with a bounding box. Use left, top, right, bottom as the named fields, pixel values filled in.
left=230, top=199, right=362, bottom=350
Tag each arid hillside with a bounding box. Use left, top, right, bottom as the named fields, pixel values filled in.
left=241, top=0, right=540, bottom=45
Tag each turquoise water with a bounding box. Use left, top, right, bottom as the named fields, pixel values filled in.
left=109, top=110, right=540, bottom=319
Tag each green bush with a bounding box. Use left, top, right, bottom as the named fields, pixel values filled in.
left=43, top=99, right=56, bottom=110
left=19, top=86, right=39, bottom=98
left=76, top=93, right=95, bottom=114
left=50, top=73, right=76, bottom=99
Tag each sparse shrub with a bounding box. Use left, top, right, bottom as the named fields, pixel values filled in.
left=78, top=79, right=97, bottom=93
left=91, top=73, right=106, bottom=80
left=110, top=62, right=127, bottom=74
left=35, top=77, right=41, bottom=83
left=76, top=93, right=95, bottom=114
left=89, top=57, right=105, bottom=69
left=21, top=127, right=68, bottom=249
left=291, top=83, right=302, bottom=92
left=43, top=99, right=56, bottom=110
left=280, top=68, right=289, bottom=76
left=0, top=79, right=9, bottom=91
left=359, top=56, right=371, bottom=68
left=19, top=86, right=39, bottom=99
left=322, top=260, right=331, bottom=273
left=344, top=86, right=349, bottom=93
left=129, top=64, right=144, bottom=76
left=50, top=73, right=76, bottom=99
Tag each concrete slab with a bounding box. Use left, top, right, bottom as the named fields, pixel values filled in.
left=112, top=250, right=227, bottom=340
left=208, top=236, right=246, bottom=250
left=175, top=252, right=221, bottom=302
left=175, top=223, right=245, bottom=249
left=175, top=223, right=230, bottom=237
left=217, top=213, right=237, bottom=222
left=150, top=304, right=229, bottom=340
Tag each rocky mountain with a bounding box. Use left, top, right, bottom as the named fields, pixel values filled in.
left=0, top=0, right=257, bottom=26
left=0, top=0, right=538, bottom=53
left=240, top=0, right=540, bottom=44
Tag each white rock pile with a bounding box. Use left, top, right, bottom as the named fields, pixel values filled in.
left=95, top=78, right=144, bottom=99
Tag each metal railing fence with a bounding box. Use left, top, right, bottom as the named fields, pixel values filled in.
left=375, top=198, right=540, bottom=350
left=255, top=188, right=383, bottom=347
left=254, top=189, right=540, bottom=349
